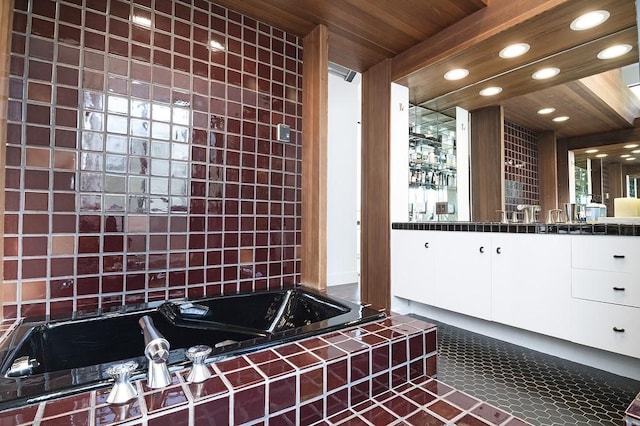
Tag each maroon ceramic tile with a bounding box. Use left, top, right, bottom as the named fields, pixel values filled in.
left=223, top=366, right=264, bottom=389
left=350, top=380, right=370, bottom=405
left=300, top=366, right=324, bottom=402
left=455, top=414, right=492, bottom=426
left=234, top=385, right=265, bottom=424
left=147, top=408, right=189, bottom=426
left=40, top=410, right=90, bottom=426
left=428, top=400, right=462, bottom=420
left=471, top=403, right=511, bottom=425
left=360, top=405, right=397, bottom=425
left=445, top=390, right=481, bottom=411
left=420, top=379, right=454, bottom=397
left=94, top=400, right=142, bottom=425
left=0, top=404, right=38, bottom=424
left=404, top=387, right=437, bottom=406
left=269, top=376, right=296, bottom=413
left=255, top=358, right=294, bottom=378
left=406, top=409, right=446, bottom=426
left=42, top=393, right=91, bottom=418
left=299, top=398, right=323, bottom=425
left=193, top=395, right=230, bottom=425
left=286, top=352, right=321, bottom=369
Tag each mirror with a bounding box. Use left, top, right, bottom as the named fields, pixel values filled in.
left=403, top=0, right=640, bottom=220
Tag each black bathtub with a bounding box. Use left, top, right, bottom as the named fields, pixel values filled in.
left=0, top=287, right=384, bottom=410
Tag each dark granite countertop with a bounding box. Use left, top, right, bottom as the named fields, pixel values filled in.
left=392, top=222, right=640, bottom=236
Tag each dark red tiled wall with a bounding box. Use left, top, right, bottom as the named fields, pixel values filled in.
left=3, top=0, right=303, bottom=319
left=504, top=121, right=539, bottom=213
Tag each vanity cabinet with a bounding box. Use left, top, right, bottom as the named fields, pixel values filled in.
left=570, top=235, right=640, bottom=358
left=391, top=229, right=438, bottom=304
left=433, top=232, right=492, bottom=319
left=391, top=230, right=492, bottom=319
left=491, top=234, right=572, bottom=340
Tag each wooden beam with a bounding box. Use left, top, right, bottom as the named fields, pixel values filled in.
left=538, top=131, right=559, bottom=213
left=391, top=0, right=570, bottom=82
left=0, top=0, right=14, bottom=319
left=470, top=106, right=504, bottom=221
left=361, top=59, right=392, bottom=310
left=301, top=25, right=328, bottom=291
left=578, top=69, right=640, bottom=126
left=561, top=125, right=640, bottom=150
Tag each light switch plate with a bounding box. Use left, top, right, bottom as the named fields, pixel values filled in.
left=276, top=123, right=290, bottom=142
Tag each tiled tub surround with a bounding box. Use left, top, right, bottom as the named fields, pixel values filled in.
left=627, top=395, right=640, bottom=425
left=4, top=0, right=303, bottom=319
left=0, top=313, right=447, bottom=425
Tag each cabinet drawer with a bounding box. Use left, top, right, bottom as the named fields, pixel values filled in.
left=571, top=236, right=640, bottom=272
left=570, top=298, right=640, bottom=359
left=572, top=269, right=640, bottom=308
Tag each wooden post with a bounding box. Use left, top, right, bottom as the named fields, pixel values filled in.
left=301, top=25, right=328, bottom=291
left=361, top=59, right=392, bottom=310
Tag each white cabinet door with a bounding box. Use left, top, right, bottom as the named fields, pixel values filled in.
left=391, top=230, right=437, bottom=306
left=434, top=232, right=492, bottom=320
left=570, top=298, right=640, bottom=359
left=491, top=234, right=572, bottom=340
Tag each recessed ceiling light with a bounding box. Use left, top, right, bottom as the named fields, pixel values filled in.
left=597, top=44, right=633, bottom=60
left=585, top=149, right=599, bottom=153
left=532, top=67, right=560, bottom=80
left=537, top=107, right=556, bottom=115
left=444, top=68, right=469, bottom=81
left=626, top=157, right=636, bottom=161
left=552, top=116, right=570, bottom=122
left=624, top=144, right=639, bottom=148
left=621, top=154, right=631, bottom=158
left=570, top=10, right=610, bottom=31
left=499, top=43, right=530, bottom=59
left=595, top=153, right=608, bottom=158
left=479, top=87, right=502, bottom=96
left=632, top=149, right=640, bottom=154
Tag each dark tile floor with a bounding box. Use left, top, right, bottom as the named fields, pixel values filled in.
left=327, top=283, right=640, bottom=426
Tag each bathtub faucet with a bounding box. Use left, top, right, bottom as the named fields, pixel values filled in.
left=138, top=315, right=171, bottom=388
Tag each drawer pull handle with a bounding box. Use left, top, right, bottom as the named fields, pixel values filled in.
left=424, top=242, right=429, bottom=249
left=613, top=255, right=625, bottom=259
left=613, top=287, right=626, bottom=291
left=479, top=246, right=484, bottom=253
left=496, top=247, right=501, bottom=254
left=613, top=327, right=625, bottom=333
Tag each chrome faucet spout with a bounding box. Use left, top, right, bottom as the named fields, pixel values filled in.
left=138, top=315, right=171, bottom=388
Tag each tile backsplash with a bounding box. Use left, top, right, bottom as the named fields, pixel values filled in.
left=504, top=120, right=539, bottom=213
left=3, top=0, right=303, bottom=319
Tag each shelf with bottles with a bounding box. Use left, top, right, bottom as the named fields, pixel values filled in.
left=409, top=168, right=456, bottom=189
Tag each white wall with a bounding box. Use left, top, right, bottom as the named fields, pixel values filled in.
left=390, top=83, right=410, bottom=222
left=327, top=73, right=361, bottom=286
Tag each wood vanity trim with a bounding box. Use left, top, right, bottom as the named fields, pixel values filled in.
left=301, top=24, right=329, bottom=291
left=538, top=131, right=559, bottom=212
left=0, top=0, right=14, bottom=318
left=361, top=59, right=392, bottom=310
left=470, top=106, right=504, bottom=222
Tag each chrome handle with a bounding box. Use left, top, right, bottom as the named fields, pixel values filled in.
left=186, top=345, right=212, bottom=383
left=106, top=361, right=139, bottom=405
